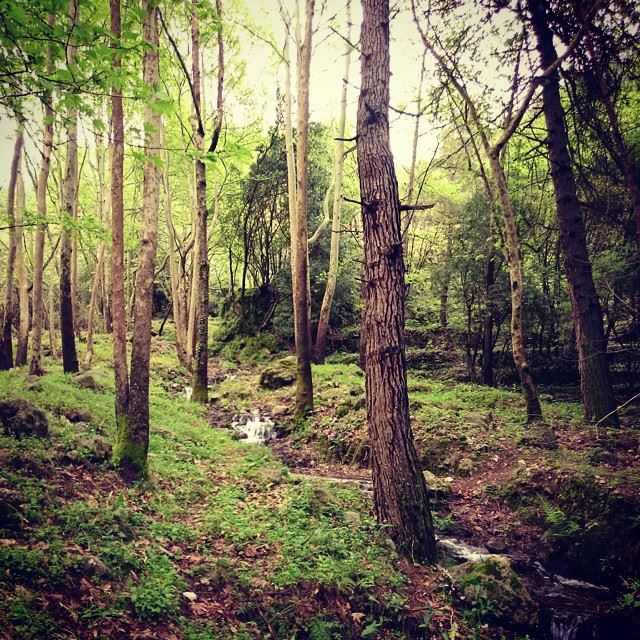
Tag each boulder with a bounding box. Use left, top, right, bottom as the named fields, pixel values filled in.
left=258, top=357, right=296, bottom=390
left=0, top=399, right=48, bottom=438
left=519, top=423, right=558, bottom=450
left=73, top=371, right=106, bottom=392
left=423, top=470, right=453, bottom=503
left=457, top=457, right=476, bottom=476
left=63, top=407, right=92, bottom=424
left=448, top=555, right=538, bottom=628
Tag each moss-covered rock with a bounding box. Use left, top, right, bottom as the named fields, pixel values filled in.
left=423, top=470, right=453, bottom=503
left=0, top=399, right=48, bottom=438
left=448, top=555, right=538, bottom=628
left=259, top=357, right=296, bottom=389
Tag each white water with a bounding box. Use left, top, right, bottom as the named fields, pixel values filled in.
left=231, top=409, right=275, bottom=443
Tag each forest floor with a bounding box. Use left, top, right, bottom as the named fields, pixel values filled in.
left=1, top=330, right=639, bottom=639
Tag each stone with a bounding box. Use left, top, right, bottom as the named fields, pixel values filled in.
left=230, top=429, right=248, bottom=440
left=258, top=357, right=297, bottom=390
left=61, top=437, right=112, bottom=465
left=343, top=511, right=361, bottom=528
left=63, top=407, right=92, bottom=423
left=309, top=486, right=339, bottom=513
left=448, top=555, right=538, bottom=627
left=457, top=457, right=476, bottom=476
left=73, top=372, right=106, bottom=392
left=423, top=470, right=453, bottom=503
left=182, top=591, right=198, bottom=602
left=0, top=399, right=48, bottom=438
left=467, top=412, right=491, bottom=428
left=24, top=375, right=43, bottom=391
left=519, top=423, right=558, bottom=450
left=486, top=537, right=508, bottom=554
left=81, top=554, right=110, bottom=578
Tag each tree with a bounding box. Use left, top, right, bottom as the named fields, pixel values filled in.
left=528, top=0, right=618, bottom=425
left=314, top=0, right=352, bottom=364
left=357, top=0, right=436, bottom=563
left=29, top=16, right=55, bottom=377
left=59, top=0, right=80, bottom=374
left=15, top=161, right=29, bottom=367
left=0, top=129, right=24, bottom=370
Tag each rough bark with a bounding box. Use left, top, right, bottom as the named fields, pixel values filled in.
left=481, top=233, right=496, bottom=387
left=314, top=0, right=352, bottom=364
left=59, top=0, right=79, bottom=374
left=117, top=0, right=162, bottom=479
left=15, top=165, right=29, bottom=366
left=0, top=130, right=24, bottom=370
left=110, top=0, right=131, bottom=466
left=529, top=0, right=618, bottom=424
left=291, top=0, right=315, bottom=418
left=357, top=0, right=436, bottom=563
left=48, top=277, right=57, bottom=358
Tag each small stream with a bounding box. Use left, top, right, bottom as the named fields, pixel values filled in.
left=229, top=421, right=636, bottom=639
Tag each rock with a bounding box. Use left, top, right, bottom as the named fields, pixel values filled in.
left=182, top=591, right=198, bottom=602
left=457, top=457, right=476, bottom=476
left=73, top=372, right=106, bottom=392
left=81, top=554, right=110, bottom=578
left=258, top=357, right=296, bottom=389
left=230, top=429, right=248, bottom=441
left=61, top=437, right=112, bottom=465
left=343, top=511, right=361, bottom=528
left=519, top=423, right=558, bottom=450
left=309, top=486, right=339, bottom=513
left=486, top=537, right=508, bottom=554
left=0, top=399, right=48, bottom=438
left=0, top=486, right=24, bottom=530
left=448, top=555, right=538, bottom=627
left=63, top=407, right=92, bottom=423
left=423, top=470, right=453, bottom=502
left=246, top=463, right=287, bottom=486
left=467, top=412, right=491, bottom=428
left=24, top=375, right=43, bottom=391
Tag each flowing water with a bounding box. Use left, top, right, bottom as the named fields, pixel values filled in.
left=231, top=409, right=275, bottom=443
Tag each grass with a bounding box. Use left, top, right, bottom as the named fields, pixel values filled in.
left=0, top=332, right=410, bottom=639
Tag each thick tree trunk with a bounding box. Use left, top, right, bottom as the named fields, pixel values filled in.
left=118, top=0, right=162, bottom=479
left=0, top=130, right=24, bottom=370
left=314, top=0, right=351, bottom=364
left=15, top=166, right=29, bottom=366
left=529, top=0, right=618, bottom=425
left=190, top=0, right=208, bottom=403
left=487, top=153, right=543, bottom=421
left=110, top=0, right=131, bottom=463
left=291, top=0, right=315, bottom=418
left=29, top=17, right=55, bottom=376
left=357, top=0, right=436, bottom=563
left=59, top=0, right=79, bottom=374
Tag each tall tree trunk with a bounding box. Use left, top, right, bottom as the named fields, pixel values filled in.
left=48, top=278, right=58, bottom=358
left=15, top=164, right=29, bottom=366
left=529, top=0, right=618, bottom=424
left=162, top=132, right=188, bottom=367
left=357, top=0, right=436, bottom=563
left=59, top=0, right=79, bottom=374
left=0, top=130, right=24, bottom=370
left=118, top=0, right=162, bottom=479
left=29, top=16, right=55, bottom=376
left=110, top=0, right=131, bottom=463
left=314, top=0, right=352, bottom=364
left=85, top=132, right=107, bottom=367
left=439, top=230, right=452, bottom=330
left=487, top=152, right=543, bottom=421
left=292, top=0, right=315, bottom=418
left=481, top=228, right=496, bottom=387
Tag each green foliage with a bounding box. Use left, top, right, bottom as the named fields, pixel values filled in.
left=128, top=553, right=186, bottom=621
left=540, top=501, right=581, bottom=540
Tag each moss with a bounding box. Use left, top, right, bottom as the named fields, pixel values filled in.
left=112, top=416, right=148, bottom=480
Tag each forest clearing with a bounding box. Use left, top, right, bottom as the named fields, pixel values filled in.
left=1, top=0, right=639, bottom=638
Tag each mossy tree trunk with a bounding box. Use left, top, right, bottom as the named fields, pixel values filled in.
left=15, top=164, right=29, bottom=366
left=357, top=0, right=436, bottom=563
left=117, top=0, right=162, bottom=479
